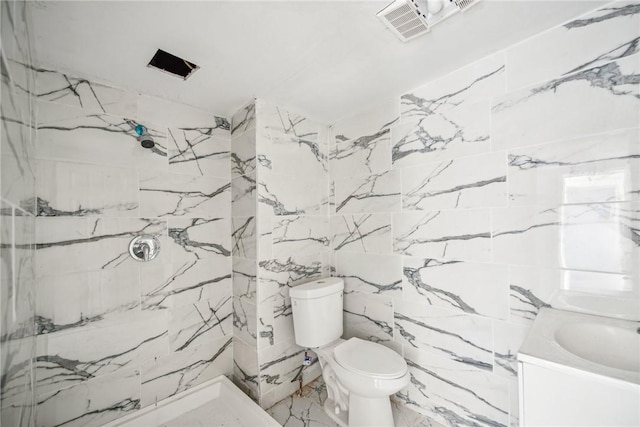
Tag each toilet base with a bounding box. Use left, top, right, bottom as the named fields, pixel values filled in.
left=348, top=394, right=394, bottom=427
left=323, top=398, right=348, bottom=427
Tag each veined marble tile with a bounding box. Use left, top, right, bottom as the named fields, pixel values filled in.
left=508, top=266, right=558, bottom=325
left=393, top=210, right=491, bottom=262
left=140, top=336, right=232, bottom=408
left=335, top=170, right=401, bottom=214
left=331, top=102, right=398, bottom=180
left=233, top=256, right=257, bottom=302
left=344, top=293, right=394, bottom=345
left=506, top=1, right=640, bottom=91
left=508, top=378, right=519, bottom=427
left=36, top=368, right=140, bottom=427
left=403, top=151, right=507, bottom=211
left=392, top=100, right=491, bottom=169
left=231, top=101, right=256, bottom=136
left=37, top=101, right=168, bottom=168
left=233, top=297, right=257, bottom=344
left=139, top=170, right=230, bottom=218
left=36, top=160, right=138, bottom=217
left=492, top=54, right=640, bottom=151
left=257, top=131, right=327, bottom=178
left=257, top=296, right=295, bottom=349
left=259, top=360, right=322, bottom=410
left=272, top=215, right=330, bottom=258
left=168, top=127, right=231, bottom=178
left=401, top=52, right=506, bottom=120
left=267, top=392, right=339, bottom=427
left=232, top=173, right=257, bottom=217
left=232, top=216, right=256, bottom=259
left=394, top=301, right=493, bottom=371
left=35, top=217, right=166, bottom=278
left=335, top=251, right=402, bottom=297
left=233, top=337, right=259, bottom=399
left=493, top=202, right=639, bottom=274
left=35, top=310, right=168, bottom=395
left=168, top=296, right=232, bottom=352
left=331, top=213, right=392, bottom=254
left=231, top=131, right=256, bottom=178
left=259, top=253, right=330, bottom=303
left=137, top=94, right=230, bottom=132
left=143, top=217, right=231, bottom=310
left=258, top=337, right=314, bottom=396
left=35, top=264, right=140, bottom=335
left=34, top=66, right=136, bottom=117
left=508, top=128, right=640, bottom=206
left=257, top=99, right=323, bottom=142
left=403, top=257, right=509, bottom=320
left=493, top=321, right=529, bottom=379
left=398, top=348, right=509, bottom=427
left=258, top=213, right=273, bottom=261
left=1, top=336, right=34, bottom=413
left=258, top=170, right=328, bottom=216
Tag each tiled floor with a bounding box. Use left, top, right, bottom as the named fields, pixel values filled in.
left=266, top=379, right=443, bottom=427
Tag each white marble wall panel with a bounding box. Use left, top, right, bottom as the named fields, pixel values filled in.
left=394, top=301, right=493, bottom=371
left=139, top=170, right=230, bottom=218
left=137, top=95, right=229, bottom=130
left=35, top=217, right=166, bottom=278
left=257, top=213, right=273, bottom=261
left=402, top=151, right=507, bottom=211
left=231, top=173, right=257, bottom=217
left=393, top=210, right=491, bottom=261
left=403, top=257, right=509, bottom=320
left=335, top=251, right=402, bottom=297
left=233, top=257, right=257, bottom=302
left=506, top=1, right=640, bottom=91
left=260, top=360, right=322, bottom=410
left=230, top=101, right=256, bottom=137
left=493, top=321, right=529, bottom=379
left=231, top=131, right=257, bottom=178
left=257, top=131, right=327, bottom=178
left=257, top=99, right=323, bottom=142
left=35, top=310, right=168, bottom=395
left=36, top=160, right=138, bottom=217
left=331, top=213, right=392, bottom=254
left=37, top=101, right=168, bottom=169
left=140, top=336, right=232, bottom=407
left=330, top=102, right=398, bottom=180
left=492, top=54, right=640, bottom=151
left=493, top=202, right=639, bottom=275
left=1, top=337, right=35, bottom=426
left=335, top=170, right=401, bottom=214
left=398, top=348, right=509, bottom=427
left=258, top=338, right=316, bottom=397
left=36, top=368, right=140, bottom=427
left=34, top=66, right=137, bottom=117
left=168, top=296, right=232, bottom=352
left=508, top=128, right=640, bottom=206
left=259, top=252, right=330, bottom=303
left=508, top=266, right=558, bottom=325
left=232, top=216, right=256, bottom=259
left=168, top=127, right=231, bottom=178
left=233, top=337, right=260, bottom=400
left=343, top=294, right=394, bottom=345
left=258, top=170, right=328, bottom=216
left=233, top=297, right=257, bottom=344
left=271, top=215, right=329, bottom=258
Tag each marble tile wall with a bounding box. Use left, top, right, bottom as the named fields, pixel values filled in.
left=26, top=62, right=233, bottom=425
left=231, top=99, right=329, bottom=408
left=1, top=1, right=37, bottom=426
left=329, top=2, right=640, bottom=426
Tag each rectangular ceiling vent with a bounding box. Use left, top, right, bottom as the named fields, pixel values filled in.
left=147, top=49, right=199, bottom=80
left=455, top=0, right=478, bottom=10
left=377, top=0, right=429, bottom=43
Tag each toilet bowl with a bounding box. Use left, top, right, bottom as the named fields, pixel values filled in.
left=315, top=337, right=409, bottom=427
left=290, top=278, right=409, bottom=427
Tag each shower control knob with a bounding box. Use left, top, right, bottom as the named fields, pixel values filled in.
left=129, top=235, right=161, bottom=262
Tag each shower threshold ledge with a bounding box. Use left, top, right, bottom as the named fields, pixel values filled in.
left=102, top=375, right=279, bottom=427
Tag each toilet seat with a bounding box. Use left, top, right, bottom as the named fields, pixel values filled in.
left=334, top=337, right=407, bottom=379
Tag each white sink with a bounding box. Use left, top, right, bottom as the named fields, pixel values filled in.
left=518, top=308, right=640, bottom=385
left=554, top=322, right=640, bottom=372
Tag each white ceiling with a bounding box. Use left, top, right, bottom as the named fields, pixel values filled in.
left=29, top=0, right=606, bottom=124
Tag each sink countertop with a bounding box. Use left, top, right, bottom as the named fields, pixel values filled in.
left=518, top=308, right=640, bottom=387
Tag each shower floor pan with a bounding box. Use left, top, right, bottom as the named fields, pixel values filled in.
left=103, top=375, right=279, bottom=427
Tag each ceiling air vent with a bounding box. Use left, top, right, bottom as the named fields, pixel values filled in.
left=147, top=49, right=199, bottom=80
left=377, top=0, right=429, bottom=43
left=455, top=0, right=478, bottom=10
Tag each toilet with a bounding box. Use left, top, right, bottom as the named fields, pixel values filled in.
left=290, top=278, right=409, bottom=427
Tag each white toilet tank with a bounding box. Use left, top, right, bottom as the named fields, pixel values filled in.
left=290, top=278, right=344, bottom=348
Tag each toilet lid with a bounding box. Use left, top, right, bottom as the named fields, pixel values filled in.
left=334, top=338, right=407, bottom=379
